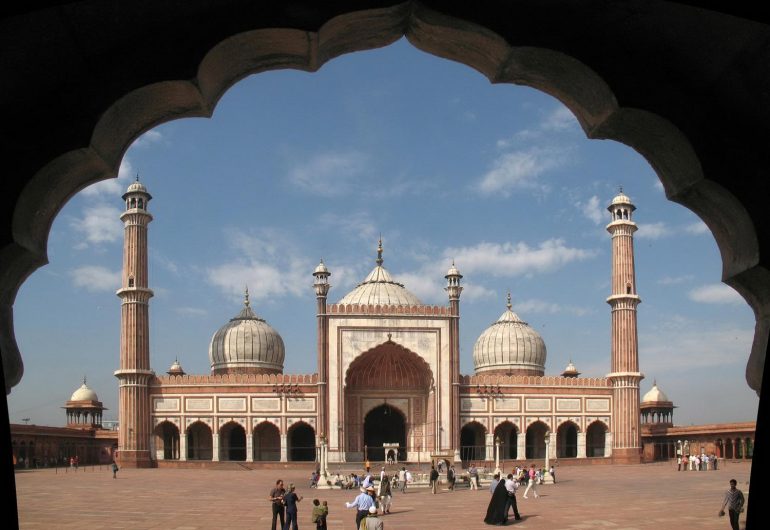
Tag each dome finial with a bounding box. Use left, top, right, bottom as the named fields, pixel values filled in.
left=136, top=173, right=140, bottom=182
left=619, top=185, right=623, bottom=194
left=83, top=375, right=87, bottom=386
left=244, top=285, right=250, bottom=307
left=506, top=292, right=512, bottom=311
left=376, top=235, right=384, bottom=266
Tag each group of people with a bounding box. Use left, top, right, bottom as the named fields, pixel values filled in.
left=484, top=464, right=546, bottom=525
left=269, top=479, right=328, bottom=530
left=678, top=453, right=718, bottom=471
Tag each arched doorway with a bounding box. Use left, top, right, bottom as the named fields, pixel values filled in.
left=288, top=422, right=315, bottom=461
left=153, top=421, right=180, bottom=460
left=586, top=421, right=607, bottom=457
left=186, top=422, right=213, bottom=460
left=525, top=421, right=548, bottom=459
left=494, top=422, right=518, bottom=460
left=557, top=421, right=578, bottom=458
left=725, top=438, right=733, bottom=459
left=460, top=422, right=486, bottom=462
left=364, top=404, right=406, bottom=462
left=219, top=422, right=246, bottom=461
left=345, top=340, right=433, bottom=460
left=253, top=422, right=280, bottom=461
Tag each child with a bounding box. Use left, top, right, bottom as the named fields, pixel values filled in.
left=111, top=461, right=119, bottom=479
left=311, top=498, right=328, bottom=530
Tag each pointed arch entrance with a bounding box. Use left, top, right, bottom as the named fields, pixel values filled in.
left=219, top=422, right=246, bottom=461
left=460, top=422, right=486, bottom=462
left=364, top=404, right=406, bottom=462
left=525, top=421, right=548, bottom=459
left=152, top=421, right=180, bottom=460
left=557, top=421, right=578, bottom=458
left=253, top=422, right=280, bottom=461
left=495, top=421, right=519, bottom=460
left=186, top=422, right=213, bottom=461
left=586, top=421, right=607, bottom=457
left=288, top=422, right=316, bottom=461
left=344, top=340, right=434, bottom=461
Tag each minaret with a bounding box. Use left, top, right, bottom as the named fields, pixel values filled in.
left=313, top=259, right=331, bottom=446
left=606, top=189, right=644, bottom=464
left=445, top=261, right=463, bottom=461
left=114, top=177, right=154, bottom=468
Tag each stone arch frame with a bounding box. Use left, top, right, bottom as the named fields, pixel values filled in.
left=152, top=420, right=181, bottom=461
left=287, top=420, right=316, bottom=462
left=585, top=420, right=609, bottom=458
left=345, top=340, right=435, bottom=390
left=494, top=420, right=520, bottom=460
left=556, top=419, right=580, bottom=459
left=525, top=420, right=549, bottom=459
left=459, top=420, right=487, bottom=462
left=362, top=402, right=408, bottom=462
left=3, top=5, right=770, bottom=525
left=252, top=420, right=281, bottom=462
left=185, top=420, right=213, bottom=461
left=219, top=420, right=247, bottom=461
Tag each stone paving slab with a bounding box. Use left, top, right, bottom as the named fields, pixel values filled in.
left=15, top=461, right=751, bottom=529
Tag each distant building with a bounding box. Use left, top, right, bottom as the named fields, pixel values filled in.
left=10, top=379, right=118, bottom=468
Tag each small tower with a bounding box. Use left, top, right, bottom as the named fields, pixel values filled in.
left=114, top=176, right=154, bottom=468
left=166, top=357, right=185, bottom=376
left=64, top=376, right=106, bottom=429
left=313, top=259, right=331, bottom=442
left=561, top=359, right=581, bottom=378
left=640, top=380, right=675, bottom=426
left=606, top=189, right=644, bottom=463
left=445, top=261, right=463, bottom=461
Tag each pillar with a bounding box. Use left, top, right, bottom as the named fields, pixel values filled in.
left=517, top=432, right=526, bottom=460
left=212, top=432, right=220, bottom=462
left=280, top=433, right=288, bottom=462
left=485, top=433, right=494, bottom=462
left=577, top=432, right=587, bottom=458
left=246, top=432, right=253, bottom=462
left=179, top=433, right=187, bottom=461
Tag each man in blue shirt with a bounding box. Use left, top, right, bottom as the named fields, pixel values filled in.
left=346, top=485, right=376, bottom=528
left=282, top=483, right=302, bottom=530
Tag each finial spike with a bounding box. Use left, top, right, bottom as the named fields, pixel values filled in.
left=376, top=236, right=384, bottom=266
left=506, top=292, right=512, bottom=310
left=619, top=185, right=623, bottom=194
left=136, top=173, right=140, bottom=182
left=83, top=375, right=87, bottom=385
left=244, top=285, right=250, bottom=307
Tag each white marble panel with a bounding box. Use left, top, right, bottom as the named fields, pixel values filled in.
left=287, top=398, right=316, bottom=412
left=218, top=397, right=246, bottom=412
left=525, top=398, right=551, bottom=412
left=586, top=398, right=610, bottom=412
left=461, top=397, right=488, bottom=412
left=252, top=397, right=282, bottom=412
left=185, top=398, right=213, bottom=412
left=556, top=398, right=581, bottom=412
left=493, top=397, right=521, bottom=412
left=153, top=397, right=180, bottom=412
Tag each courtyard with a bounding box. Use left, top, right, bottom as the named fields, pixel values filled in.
left=15, top=460, right=750, bottom=529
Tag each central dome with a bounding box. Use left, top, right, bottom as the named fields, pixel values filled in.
left=70, top=378, right=99, bottom=402
left=338, top=240, right=422, bottom=306
left=209, top=289, right=285, bottom=375
left=473, top=294, right=547, bottom=376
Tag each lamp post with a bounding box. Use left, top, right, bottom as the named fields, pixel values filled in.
left=543, top=431, right=554, bottom=484
left=494, top=436, right=502, bottom=475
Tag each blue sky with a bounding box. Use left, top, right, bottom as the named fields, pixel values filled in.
left=7, top=38, right=758, bottom=427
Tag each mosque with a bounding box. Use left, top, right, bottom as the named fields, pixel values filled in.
left=114, top=181, right=657, bottom=468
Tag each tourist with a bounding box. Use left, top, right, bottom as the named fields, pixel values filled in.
left=504, top=473, right=522, bottom=521
left=397, top=467, right=407, bottom=493
left=718, top=479, right=745, bottom=530
left=269, top=479, right=286, bottom=530
left=378, top=473, right=392, bottom=514
left=489, top=472, right=500, bottom=494
left=484, top=474, right=509, bottom=525
left=362, top=505, right=384, bottom=530
left=523, top=464, right=539, bottom=499
left=111, top=460, right=119, bottom=479
left=282, top=483, right=302, bottom=530
left=549, top=464, right=556, bottom=483
left=469, top=462, right=479, bottom=490
left=310, top=469, right=319, bottom=488
left=362, top=470, right=374, bottom=489
left=345, top=486, right=376, bottom=529
left=379, top=465, right=386, bottom=484
left=310, top=499, right=328, bottom=530
left=713, top=454, right=719, bottom=470
left=429, top=465, right=439, bottom=494
left=447, top=465, right=456, bottom=491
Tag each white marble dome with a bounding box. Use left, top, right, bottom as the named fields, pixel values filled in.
left=70, top=380, right=99, bottom=402
left=208, top=291, right=284, bottom=375
left=642, top=381, right=671, bottom=403
left=473, top=296, right=547, bottom=376
left=338, top=241, right=422, bottom=306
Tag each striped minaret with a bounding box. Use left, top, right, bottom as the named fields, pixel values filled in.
left=445, top=261, right=462, bottom=461
left=606, top=189, right=644, bottom=464
left=114, top=177, right=154, bottom=468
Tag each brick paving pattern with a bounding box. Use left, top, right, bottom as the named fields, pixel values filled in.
left=16, top=461, right=750, bottom=529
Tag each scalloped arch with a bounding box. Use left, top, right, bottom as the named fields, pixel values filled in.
left=3, top=1, right=766, bottom=398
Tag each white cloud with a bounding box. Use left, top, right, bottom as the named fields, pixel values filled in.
left=653, top=179, right=665, bottom=192
left=80, top=156, right=134, bottom=197
left=70, top=266, right=121, bottom=292
left=397, top=271, right=495, bottom=304
left=636, top=221, right=669, bottom=239
left=70, top=204, right=123, bottom=247
left=318, top=212, right=377, bottom=242
left=477, top=147, right=563, bottom=196
left=287, top=151, right=367, bottom=196
left=578, top=195, right=603, bottom=225
left=514, top=298, right=592, bottom=316
left=443, top=239, right=596, bottom=277
left=541, top=106, right=578, bottom=132
left=685, top=221, right=709, bottom=235
left=657, top=275, right=694, bottom=285
left=132, top=129, right=163, bottom=148
left=688, top=284, right=744, bottom=305
left=175, top=307, right=207, bottom=317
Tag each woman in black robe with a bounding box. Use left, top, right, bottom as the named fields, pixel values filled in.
left=484, top=477, right=510, bottom=525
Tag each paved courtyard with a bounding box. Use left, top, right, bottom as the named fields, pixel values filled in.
left=16, top=461, right=751, bottom=529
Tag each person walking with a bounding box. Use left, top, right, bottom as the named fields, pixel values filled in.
left=311, top=499, right=328, bottom=530
left=469, top=463, right=479, bottom=490
left=523, top=464, right=539, bottom=499
left=282, top=483, right=302, bottom=530
left=504, top=473, right=522, bottom=522
left=718, top=479, right=745, bottom=530
left=378, top=473, right=392, bottom=514
left=549, top=465, right=556, bottom=483
left=269, top=479, right=286, bottom=530
left=429, top=465, right=439, bottom=494
left=447, top=465, right=456, bottom=492
left=397, top=467, right=407, bottom=493
left=346, top=486, right=376, bottom=529
left=110, top=461, right=119, bottom=479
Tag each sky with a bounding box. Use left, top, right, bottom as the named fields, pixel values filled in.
left=6, top=38, right=758, bottom=428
